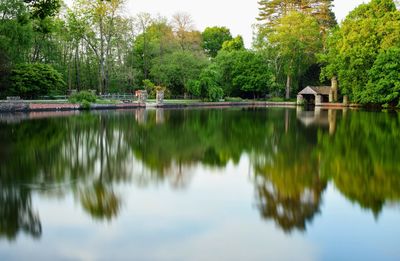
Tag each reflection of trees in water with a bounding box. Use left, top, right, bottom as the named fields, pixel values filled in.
left=1, top=108, right=400, bottom=238
left=317, top=111, right=400, bottom=216
left=252, top=110, right=326, bottom=232
left=80, top=182, right=120, bottom=221
left=0, top=187, right=41, bottom=240
left=254, top=177, right=325, bottom=232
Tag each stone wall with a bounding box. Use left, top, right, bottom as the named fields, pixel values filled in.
left=0, top=101, right=29, bottom=112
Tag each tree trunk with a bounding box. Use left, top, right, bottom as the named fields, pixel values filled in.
left=331, top=76, right=338, bottom=102
left=75, top=44, right=81, bottom=91
left=99, top=16, right=106, bottom=94
left=285, top=74, right=291, bottom=100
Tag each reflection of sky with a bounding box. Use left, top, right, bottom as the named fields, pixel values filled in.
left=1, top=155, right=399, bottom=260
left=0, top=155, right=316, bottom=260
left=307, top=184, right=400, bottom=261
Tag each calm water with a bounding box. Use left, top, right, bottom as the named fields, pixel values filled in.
left=0, top=107, right=399, bottom=261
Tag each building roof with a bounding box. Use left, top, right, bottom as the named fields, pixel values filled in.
left=298, top=86, right=331, bottom=95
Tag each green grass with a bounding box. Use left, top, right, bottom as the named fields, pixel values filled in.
left=266, top=97, right=296, bottom=102
left=224, top=97, right=243, bottom=102
left=95, top=99, right=120, bottom=105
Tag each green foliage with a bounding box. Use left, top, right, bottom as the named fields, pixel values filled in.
left=362, top=47, right=400, bottom=106
left=150, top=50, right=209, bottom=95
left=80, top=99, right=91, bottom=109
left=25, top=0, right=62, bottom=20
left=321, top=0, right=400, bottom=103
left=221, top=36, right=245, bottom=52
left=201, top=26, right=232, bottom=57
left=267, top=12, right=322, bottom=97
left=214, top=50, right=275, bottom=98
left=68, top=90, right=97, bottom=104
left=207, top=86, right=224, bottom=101
left=257, top=0, right=336, bottom=30
left=10, top=63, right=65, bottom=98
left=142, top=79, right=155, bottom=97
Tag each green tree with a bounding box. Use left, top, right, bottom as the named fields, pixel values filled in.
left=267, top=12, right=322, bottom=98
left=10, top=63, right=66, bottom=98
left=201, top=26, right=232, bottom=57
left=363, top=47, right=400, bottom=106
left=321, top=0, right=400, bottom=103
left=214, top=50, right=275, bottom=98
left=257, top=0, right=336, bottom=30
left=72, top=0, right=125, bottom=94
left=150, top=50, right=209, bottom=95
left=188, top=63, right=224, bottom=101
left=221, top=35, right=245, bottom=52
left=130, top=17, right=178, bottom=87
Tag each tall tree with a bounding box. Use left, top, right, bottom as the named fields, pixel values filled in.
left=320, top=0, right=400, bottom=104
left=171, top=12, right=201, bottom=51
left=72, top=0, right=125, bottom=94
left=267, top=11, right=322, bottom=98
left=132, top=12, right=152, bottom=80
left=201, top=26, right=232, bottom=57
left=257, top=0, right=336, bottom=30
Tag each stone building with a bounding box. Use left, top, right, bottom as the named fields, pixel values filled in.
left=297, top=86, right=332, bottom=105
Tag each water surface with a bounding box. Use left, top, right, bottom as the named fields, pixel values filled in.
left=0, top=107, right=399, bottom=260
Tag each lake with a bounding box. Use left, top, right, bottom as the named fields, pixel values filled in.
left=0, top=107, right=399, bottom=261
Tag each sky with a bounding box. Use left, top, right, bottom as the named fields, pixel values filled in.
left=124, top=0, right=369, bottom=47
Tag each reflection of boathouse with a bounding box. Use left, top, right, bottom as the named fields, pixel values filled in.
left=297, top=86, right=332, bottom=105
left=297, top=107, right=337, bottom=134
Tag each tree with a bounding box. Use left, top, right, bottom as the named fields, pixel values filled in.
left=221, top=35, right=245, bottom=52
left=150, top=50, right=209, bottom=95
left=267, top=12, right=322, bottom=98
left=320, top=0, right=400, bottom=103
left=214, top=50, right=275, bottom=98
left=363, top=47, right=400, bottom=106
left=72, top=0, right=125, bottom=94
left=171, top=12, right=201, bottom=51
left=201, top=26, right=232, bottom=57
left=0, top=0, right=32, bottom=96
left=188, top=63, right=224, bottom=101
left=132, top=13, right=153, bottom=80
left=130, top=17, right=179, bottom=87
left=257, top=0, right=336, bottom=30
left=10, top=63, right=66, bottom=98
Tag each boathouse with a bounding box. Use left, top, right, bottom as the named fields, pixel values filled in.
left=297, top=86, right=332, bottom=105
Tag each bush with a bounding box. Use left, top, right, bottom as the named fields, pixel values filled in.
left=10, top=63, right=66, bottom=99
left=81, top=100, right=91, bottom=110
left=208, top=86, right=224, bottom=102
left=69, top=91, right=97, bottom=104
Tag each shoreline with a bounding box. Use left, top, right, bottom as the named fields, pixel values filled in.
left=0, top=100, right=364, bottom=113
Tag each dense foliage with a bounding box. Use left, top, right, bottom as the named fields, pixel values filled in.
left=10, top=63, right=65, bottom=98
left=320, top=0, right=400, bottom=105
left=68, top=90, right=97, bottom=103
left=0, top=0, right=398, bottom=104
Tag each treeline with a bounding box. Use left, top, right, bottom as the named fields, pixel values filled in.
left=254, top=0, right=400, bottom=106
left=0, top=0, right=399, bottom=105
left=0, top=0, right=275, bottom=100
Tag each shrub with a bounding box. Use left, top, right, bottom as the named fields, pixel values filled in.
left=10, top=63, right=66, bottom=99
left=208, top=86, right=224, bottom=102
left=69, top=91, right=97, bottom=104
left=81, top=100, right=91, bottom=110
